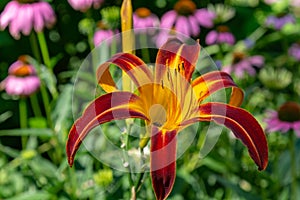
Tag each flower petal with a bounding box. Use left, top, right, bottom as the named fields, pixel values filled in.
left=66, top=91, right=148, bottom=167
left=197, top=102, right=268, bottom=170
left=151, top=126, right=177, bottom=200
left=97, top=53, right=153, bottom=93
left=192, top=71, right=244, bottom=107
left=155, top=38, right=200, bottom=81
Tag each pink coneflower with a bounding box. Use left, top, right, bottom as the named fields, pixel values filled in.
left=205, top=25, right=235, bottom=45
left=222, top=52, right=264, bottom=78
left=133, top=7, right=159, bottom=31
left=68, top=0, right=103, bottom=12
left=0, top=0, right=56, bottom=39
left=160, top=0, right=215, bottom=36
left=265, top=102, right=300, bottom=137
left=93, top=21, right=118, bottom=47
left=265, top=14, right=295, bottom=30
left=288, top=43, right=300, bottom=61
left=0, top=56, right=40, bottom=96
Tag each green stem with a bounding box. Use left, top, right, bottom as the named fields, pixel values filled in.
left=40, top=83, right=53, bottom=128
left=19, top=98, right=28, bottom=148
left=29, top=33, right=41, bottom=62
left=37, top=31, right=51, bottom=69
left=111, top=36, right=117, bottom=56
left=289, top=131, right=297, bottom=199
left=29, top=94, right=42, bottom=117
left=139, top=34, right=150, bottom=63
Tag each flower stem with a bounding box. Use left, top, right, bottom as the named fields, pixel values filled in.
left=29, top=94, right=42, bottom=117
left=40, top=84, right=53, bottom=128
left=37, top=31, right=52, bottom=70
left=139, top=34, right=150, bottom=63
left=19, top=98, right=27, bottom=148
left=29, top=32, right=54, bottom=128
left=29, top=33, right=42, bottom=62
left=289, top=130, right=298, bottom=199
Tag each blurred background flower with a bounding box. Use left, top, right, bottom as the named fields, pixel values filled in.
left=133, top=7, right=159, bottom=31
left=259, top=67, right=292, bottom=90
left=68, top=0, right=103, bottom=12
left=222, top=52, right=264, bottom=78
left=265, top=13, right=295, bottom=30
left=0, top=56, right=40, bottom=96
left=160, top=0, right=215, bottom=36
left=206, top=25, right=235, bottom=45
left=264, top=102, right=300, bottom=136
left=288, top=43, right=300, bottom=61
left=0, top=0, right=56, bottom=39
left=93, top=21, right=118, bottom=47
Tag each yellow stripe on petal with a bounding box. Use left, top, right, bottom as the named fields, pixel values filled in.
left=192, top=71, right=244, bottom=106
left=155, top=38, right=200, bottom=82
left=97, top=53, right=153, bottom=93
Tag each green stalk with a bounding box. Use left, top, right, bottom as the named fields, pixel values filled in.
left=29, top=94, right=42, bottom=117
left=40, top=84, right=53, bottom=128
left=139, top=34, right=150, bottom=63
left=289, top=131, right=298, bottom=199
left=111, top=36, right=117, bottom=56
left=19, top=98, right=28, bottom=148
left=29, top=33, right=42, bottom=62
left=37, top=31, right=52, bottom=70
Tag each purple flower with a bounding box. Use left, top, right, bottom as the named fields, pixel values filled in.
left=288, top=43, right=300, bottom=61
left=206, top=25, right=235, bottom=45
left=0, top=57, right=40, bottom=96
left=133, top=7, right=159, bottom=32
left=264, top=102, right=300, bottom=137
left=265, top=14, right=295, bottom=30
left=93, top=21, right=118, bottom=47
left=0, top=0, right=56, bottom=39
left=68, top=0, right=103, bottom=12
left=222, top=52, right=264, bottom=78
left=160, top=0, right=215, bottom=36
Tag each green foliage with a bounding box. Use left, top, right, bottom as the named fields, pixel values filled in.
left=0, top=0, right=300, bottom=199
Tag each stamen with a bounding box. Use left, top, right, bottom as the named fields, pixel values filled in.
left=161, top=80, right=164, bottom=89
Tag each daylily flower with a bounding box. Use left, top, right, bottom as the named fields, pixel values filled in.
left=66, top=39, right=268, bottom=200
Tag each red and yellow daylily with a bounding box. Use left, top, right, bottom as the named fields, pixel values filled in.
left=66, top=38, right=268, bottom=200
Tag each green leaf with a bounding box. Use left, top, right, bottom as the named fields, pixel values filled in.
left=0, top=129, right=53, bottom=137
left=28, top=117, right=47, bottom=128
left=40, top=65, right=58, bottom=98
left=50, top=53, right=63, bottom=69
left=216, top=176, right=261, bottom=200
left=0, top=111, right=13, bottom=124
left=52, top=84, right=73, bottom=134
left=5, top=191, right=52, bottom=200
